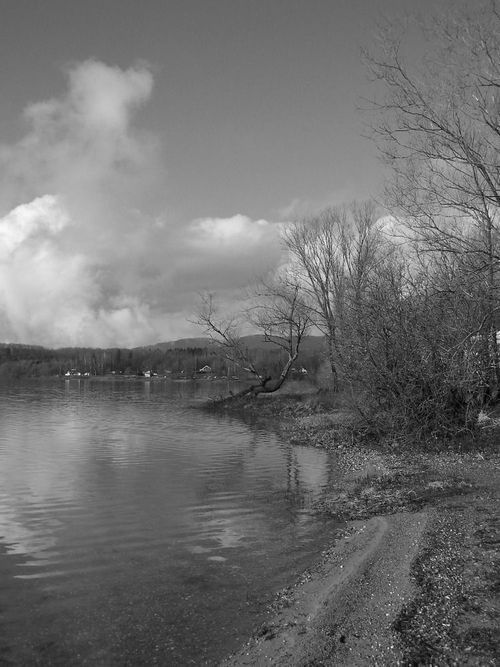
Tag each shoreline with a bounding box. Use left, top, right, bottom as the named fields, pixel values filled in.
left=216, top=392, right=500, bottom=665
left=223, top=512, right=429, bottom=665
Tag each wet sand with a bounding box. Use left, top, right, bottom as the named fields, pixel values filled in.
left=222, top=511, right=429, bottom=665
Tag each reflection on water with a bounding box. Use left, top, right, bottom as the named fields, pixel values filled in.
left=0, top=379, right=338, bottom=664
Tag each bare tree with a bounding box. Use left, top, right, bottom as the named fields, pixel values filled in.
left=196, top=275, right=312, bottom=397
left=364, top=0, right=500, bottom=397
left=283, top=201, right=384, bottom=390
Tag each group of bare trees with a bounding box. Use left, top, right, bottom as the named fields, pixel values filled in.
left=283, top=202, right=384, bottom=393
left=358, top=0, right=500, bottom=434
left=197, top=1, right=499, bottom=436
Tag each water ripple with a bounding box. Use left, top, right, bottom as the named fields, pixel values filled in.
left=0, top=379, right=338, bottom=664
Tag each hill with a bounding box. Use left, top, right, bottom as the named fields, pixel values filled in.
left=148, top=335, right=325, bottom=353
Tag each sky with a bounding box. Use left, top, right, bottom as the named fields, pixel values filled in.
left=0, top=0, right=461, bottom=348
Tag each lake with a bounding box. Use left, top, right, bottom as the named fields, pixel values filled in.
left=0, top=379, right=338, bottom=665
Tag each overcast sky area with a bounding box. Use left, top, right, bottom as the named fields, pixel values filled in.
left=0, top=0, right=461, bottom=348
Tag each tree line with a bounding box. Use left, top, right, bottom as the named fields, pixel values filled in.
left=0, top=340, right=322, bottom=382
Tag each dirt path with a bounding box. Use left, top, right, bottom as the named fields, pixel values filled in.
left=222, top=511, right=429, bottom=666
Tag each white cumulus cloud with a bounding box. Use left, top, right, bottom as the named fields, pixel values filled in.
left=0, top=195, right=69, bottom=258
left=0, top=61, right=283, bottom=347
left=0, top=195, right=158, bottom=347
left=192, top=215, right=271, bottom=244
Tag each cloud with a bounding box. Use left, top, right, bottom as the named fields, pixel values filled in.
left=192, top=215, right=270, bottom=244
left=180, top=214, right=282, bottom=290
left=0, top=195, right=157, bottom=347
left=1, top=60, right=157, bottom=213
left=0, top=195, right=69, bottom=257
left=0, top=61, right=283, bottom=347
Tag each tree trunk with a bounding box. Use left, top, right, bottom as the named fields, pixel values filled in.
left=226, top=353, right=298, bottom=399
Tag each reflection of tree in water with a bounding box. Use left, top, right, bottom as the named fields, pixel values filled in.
left=285, top=445, right=300, bottom=493
left=269, top=443, right=332, bottom=525
left=190, top=405, right=334, bottom=550
left=283, top=444, right=311, bottom=517
left=221, top=409, right=333, bottom=513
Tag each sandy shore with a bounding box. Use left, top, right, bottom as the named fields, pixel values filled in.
left=223, top=511, right=429, bottom=665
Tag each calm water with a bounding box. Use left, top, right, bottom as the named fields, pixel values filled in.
left=0, top=379, right=338, bottom=665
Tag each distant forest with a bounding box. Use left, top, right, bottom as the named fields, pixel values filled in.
left=0, top=336, right=325, bottom=381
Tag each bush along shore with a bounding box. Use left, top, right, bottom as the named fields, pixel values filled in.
left=207, top=390, right=500, bottom=666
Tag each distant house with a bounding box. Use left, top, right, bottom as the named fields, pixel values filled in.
left=198, top=365, right=212, bottom=374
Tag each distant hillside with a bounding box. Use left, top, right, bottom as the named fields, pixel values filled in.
left=0, top=335, right=325, bottom=355
left=0, top=342, right=45, bottom=350
left=148, top=335, right=325, bottom=353
left=146, top=337, right=218, bottom=351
